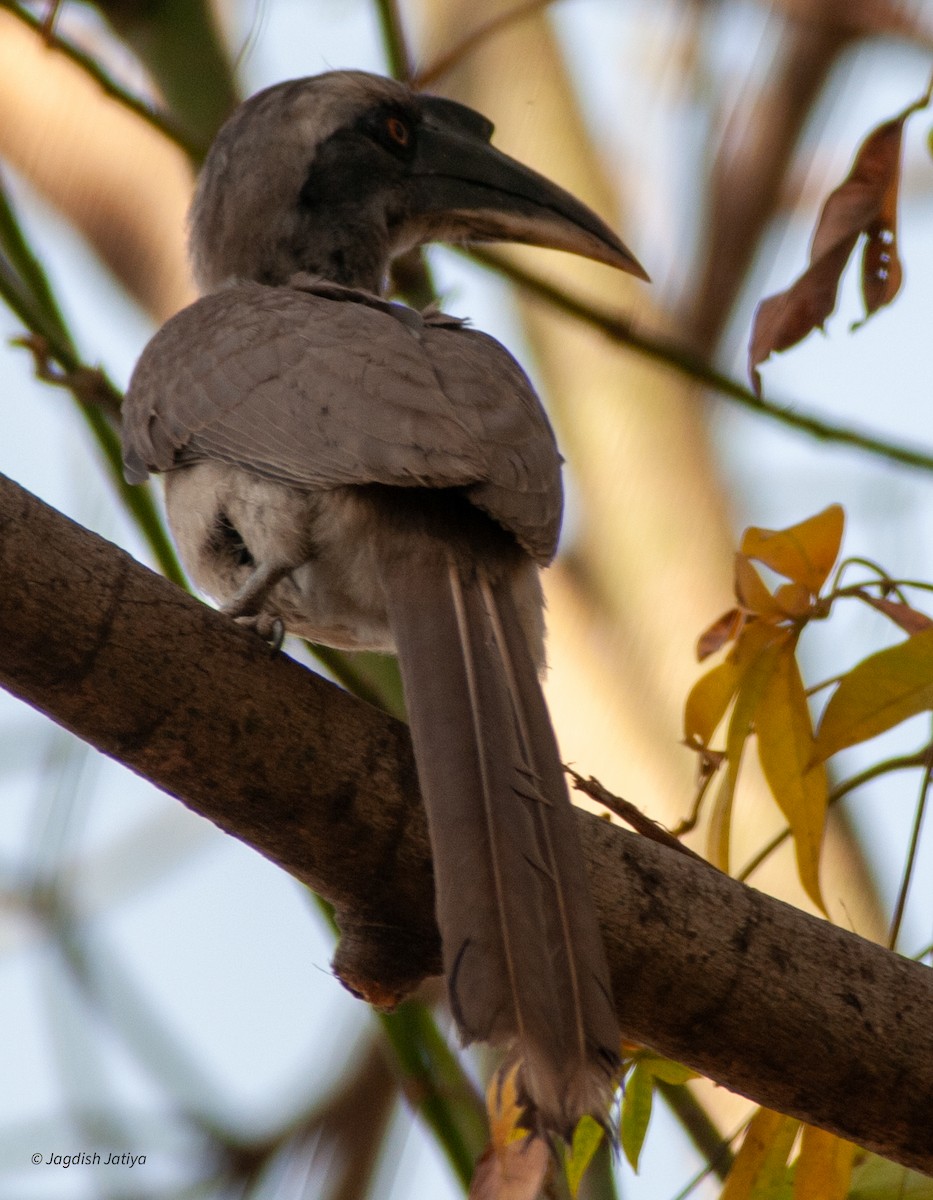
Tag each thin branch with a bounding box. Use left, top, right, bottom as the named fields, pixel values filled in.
left=467, top=248, right=933, bottom=475
left=412, top=0, right=561, bottom=89
left=568, top=768, right=709, bottom=866
left=888, top=732, right=933, bottom=950
left=39, top=0, right=61, bottom=39
left=373, top=0, right=416, bottom=83
left=654, top=1080, right=734, bottom=1181
left=737, top=747, right=933, bottom=883
left=666, top=1120, right=748, bottom=1200
left=671, top=752, right=723, bottom=839
left=0, top=0, right=203, bottom=159
left=776, top=0, right=933, bottom=49
left=4, top=330, right=185, bottom=589
left=831, top=555, right=913, bottom=605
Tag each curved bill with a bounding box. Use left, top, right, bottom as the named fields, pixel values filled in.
left=404, top=95, right=649, bottom=280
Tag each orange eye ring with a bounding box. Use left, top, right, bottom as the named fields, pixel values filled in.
left=386, top=116, right=410, bottom=146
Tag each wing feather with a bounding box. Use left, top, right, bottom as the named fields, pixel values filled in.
left=122, top=281, right=561, bottom=561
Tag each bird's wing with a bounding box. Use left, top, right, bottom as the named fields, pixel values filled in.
left=122, top=280, right=562, bottom=563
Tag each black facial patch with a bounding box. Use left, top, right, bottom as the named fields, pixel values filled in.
left=357, top=103, right=419, bottom=161
left=298, top=103, right=417, bottom=213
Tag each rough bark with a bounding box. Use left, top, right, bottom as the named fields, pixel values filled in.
left=1, top=469, right=931, bottom=1173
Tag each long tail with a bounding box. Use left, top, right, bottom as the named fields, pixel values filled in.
left=381, top=540, right=618, bottom=1136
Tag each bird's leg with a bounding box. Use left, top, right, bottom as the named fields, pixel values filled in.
left=221, top=559, right=291, bottom=648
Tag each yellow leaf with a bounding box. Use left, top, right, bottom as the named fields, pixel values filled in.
left=814, top=627, right=933, bottom=761
left=474, top=1063, right=548, bottom=1200
left=773, top=582, right=812, bottom=619
left=755, top=641, right=829, bottom=913
left=486, top=1062, right=530, bottom=1148
left=685, top=658, right=743, bottom=746
left=707, top=627, right=787, bottom=871
left=793, top=1128, right=856, bottom=1200
left=741, top=505, right=844, bottom=594
left=735, top=556, right=786, bottom=618
left=721, top=1108, right=800, bottom=1200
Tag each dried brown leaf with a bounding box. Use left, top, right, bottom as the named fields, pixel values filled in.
left=697, top=607, right=743, bottom=660
left=748, top=83, right=932, bottom=394
left=857, top=593, right=933, bottom=633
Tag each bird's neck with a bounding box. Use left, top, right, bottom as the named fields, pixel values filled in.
left=195, top=215, right=392, bottom=297
left=297, top=241, right=387, bottom=295
left=277, top=203, right=391, bottom=295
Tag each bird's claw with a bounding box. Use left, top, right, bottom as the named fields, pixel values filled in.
left=228, top=609, right=286, bottom=651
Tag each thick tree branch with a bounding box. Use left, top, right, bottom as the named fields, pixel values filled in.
left=1, top=469, right=932, bottom=1173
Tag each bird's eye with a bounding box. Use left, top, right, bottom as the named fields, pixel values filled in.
left=385, top=116, right=410, bottom=146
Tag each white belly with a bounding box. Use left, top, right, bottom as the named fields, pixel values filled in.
left=164, top=461, right=396, bottom=650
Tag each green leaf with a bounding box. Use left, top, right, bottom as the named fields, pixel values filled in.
left=814, top=628, right=933, bottom=761
left=848, top=1153, right=933, bottom=1199
left=755, top=642, right=829, bottom=913
left=565, top=1115, right=604, bottom=1198
left=620, top=1062, right=654, bottom=1172
left=639, top=1054, right=696, bottom=1086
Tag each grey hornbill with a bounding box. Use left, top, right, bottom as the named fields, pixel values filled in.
left=122, top=71, right=647, bottom=1136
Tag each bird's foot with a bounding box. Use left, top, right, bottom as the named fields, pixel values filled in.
left=226, top=607, right=286, bottom=651
left=221, top=559, right=293, bottom=650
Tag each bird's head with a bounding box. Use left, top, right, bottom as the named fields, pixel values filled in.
left=190, top=70, right=647, bottom=294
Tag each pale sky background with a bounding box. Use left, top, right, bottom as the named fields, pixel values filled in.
left=1, top=2, right=931, bottom=1198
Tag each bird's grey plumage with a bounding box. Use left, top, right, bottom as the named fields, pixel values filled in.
left=122, top=69, right=646, bottom=1137
left=124, top=276, right=562, bottom=564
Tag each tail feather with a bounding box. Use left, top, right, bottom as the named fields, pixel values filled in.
left=479, top=571, right=619, bottom=1122
left=382, top=541, right=618, bottom=1135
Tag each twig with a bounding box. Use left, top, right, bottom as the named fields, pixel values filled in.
left=468, top=247, right=933, bottom=475
left=666, top=1119, right=748, bottom=1200
left=12, top=333, right=121, bottom=417
left=777, top=0, right=933, bottom=49
left=654, top=1080, right=735, bottom=1183
left=671, top=752, right=723, bottom=839
left=567, top=768, right=709, bottom=866
left=373, top=0, right=416, bottom=83
left=0, top=177, right=186, bottom=587
left=39, top=0, right=61, bottom=40
left=412, top=0, right=561, bottom=88
left=888, top=733, right=933, bottom=950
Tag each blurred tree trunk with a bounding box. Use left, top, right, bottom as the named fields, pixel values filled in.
left=408, top=0, right=882, bottom=917
left=407, top=0, right=889, bottom=1135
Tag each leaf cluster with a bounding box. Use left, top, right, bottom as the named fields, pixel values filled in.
left=687, top=504, right=933, bottom=914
